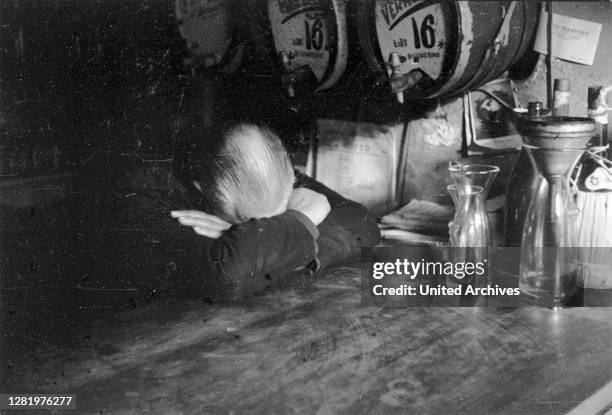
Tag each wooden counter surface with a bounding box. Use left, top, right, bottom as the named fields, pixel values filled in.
left=3, top=265, right=612, bottom=415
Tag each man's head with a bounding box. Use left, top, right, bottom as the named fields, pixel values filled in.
left=199, top=123, right=295, bottom=224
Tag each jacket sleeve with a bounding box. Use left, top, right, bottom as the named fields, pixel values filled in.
left=114, top=167, right=321, bottom=301
left=202, top=210, right=320, bottom=299
left=295, top=173, right=381, bottom=269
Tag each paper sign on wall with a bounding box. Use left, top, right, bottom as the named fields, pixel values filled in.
left=533, top=11, right=602, bottom=66
left=306, top=119, right=398, bottom=217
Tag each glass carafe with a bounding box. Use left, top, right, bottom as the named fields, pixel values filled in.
left=519, top=145, right=582, bottom=308
left=447, top=184, right=490, bottom=305
left=449, top=185, right=489, bottom=250
left=448, top=163, right=499, bottom=248
left=448, top=163, right=500, bottom=199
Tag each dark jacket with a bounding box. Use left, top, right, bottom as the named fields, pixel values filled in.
left=109, top=164, right=380, bottom=301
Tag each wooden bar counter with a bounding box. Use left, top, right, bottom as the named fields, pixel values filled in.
left=3, top=265, right=612, bottom=415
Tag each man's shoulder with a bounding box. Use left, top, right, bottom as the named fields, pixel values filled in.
left=293, top=171, right=349, bottom=207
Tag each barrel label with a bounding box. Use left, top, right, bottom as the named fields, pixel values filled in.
left=269, top=0, right=332, bottom=82
left=375, top=0, right=445, bottom=81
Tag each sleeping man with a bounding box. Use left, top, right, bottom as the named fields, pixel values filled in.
left=115, top=123, right=380, bottom=302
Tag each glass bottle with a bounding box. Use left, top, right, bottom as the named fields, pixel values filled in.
left=515, top=116, right=595, bottom=308
left=519, top=146, right=583, bottom=308
left=575, top=86, right=610, bottom=191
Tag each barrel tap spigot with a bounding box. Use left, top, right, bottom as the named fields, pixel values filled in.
left=280, top=51, right=296, bottom=98
left=387, top=52, right=423, bottom=104
left=389, top=52, right=404, bottom=103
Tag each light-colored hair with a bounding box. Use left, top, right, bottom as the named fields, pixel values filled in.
left=209, top=124, right=294, bottom=223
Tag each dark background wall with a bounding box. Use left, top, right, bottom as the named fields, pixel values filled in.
left=0, top=0, right=424, bottom=187
left=0, top=0, right=206, bottom=319
left=2, top=1, right=187, bottom=179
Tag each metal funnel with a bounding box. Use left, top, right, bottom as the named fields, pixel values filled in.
left=529, top=146, right=586, bottom=177
left=516, top=116, right=595, bottom=149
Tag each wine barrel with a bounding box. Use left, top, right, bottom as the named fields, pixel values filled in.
left=254, top=0, right=349, bottom=96
left=357, top=0, right=539, bottom=100
left=176, top=0, right=242, bottom=70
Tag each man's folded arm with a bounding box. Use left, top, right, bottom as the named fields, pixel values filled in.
left=203, top=210, right=319, bottom=298
left=114, top=168, right=321, bottom=301
left=295, top=173, right=381, bottom=268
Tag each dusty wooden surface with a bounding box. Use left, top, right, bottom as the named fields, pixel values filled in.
left=3, top=265, right=612, bottom=415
